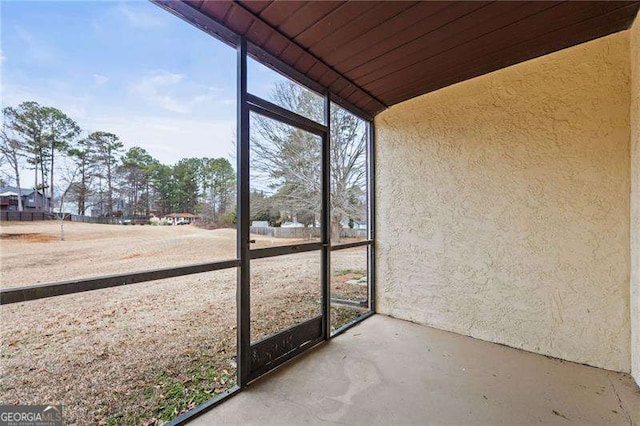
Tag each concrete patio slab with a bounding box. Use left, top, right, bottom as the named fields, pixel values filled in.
left=190, top=315, right=640, bottom=425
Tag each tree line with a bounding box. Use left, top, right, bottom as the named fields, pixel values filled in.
left=0, top=101, right=235, bottom=224
left=1, top=81, right=368, bottom=239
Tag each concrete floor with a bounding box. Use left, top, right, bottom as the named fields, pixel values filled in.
left=191, top=315, right=640, bottom=425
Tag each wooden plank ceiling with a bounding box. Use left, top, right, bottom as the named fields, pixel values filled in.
left=180, top=0, right=640, bottom=118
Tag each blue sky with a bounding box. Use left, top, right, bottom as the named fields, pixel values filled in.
left=1, top=0, right=287, bottom=177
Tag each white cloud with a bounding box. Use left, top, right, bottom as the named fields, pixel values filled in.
left=155, top=95, right=190, bottom=114
left=146, top=70, right=184, bottom=86
left=0, top=50, right=6, bottom=63
left=132, top=70, right=189, bottom=113
left=131, top=70, right=224, bottom=114
left=92, top=74, right=109, bottom=85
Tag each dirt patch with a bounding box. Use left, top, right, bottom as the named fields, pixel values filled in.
left=0, top=233, right=57, bottom=243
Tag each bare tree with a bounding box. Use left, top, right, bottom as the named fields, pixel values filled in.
left=0, top=125, right=25, bottom=211
left=55, top=157, right=80, bottom=241
left=250, top=81, right=367, bottom=241
left=328, top=105, right=367, bottom=240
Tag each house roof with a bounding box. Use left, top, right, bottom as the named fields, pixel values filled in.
left=165, top=212, right=198, bottom=218
left=0, top=186, right=37, bottom=197
left=158, top=1, right=640, bottom=119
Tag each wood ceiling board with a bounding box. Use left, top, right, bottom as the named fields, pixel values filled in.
left=293, top=52, right=317, bottom=74
left=184, top=0, right=204, bottom=9
left=326, top=1, right=453, bottom=68
left=238, top=1, right=272, bottom=15
left=170, top=0, right=640, bottom=117
left=360, top=98, right=384, bottom=117
left=337, top=85, right=359, bottom=101
left=337, top=82, right=382, bottom=113
left=350, top=1, right=549, bottom=85
left=258, top=1, right=307, bottom=26
left=246, top=20, right=274, bottom=46
left=261, top=31, right=290, bottom=56
left=239, top=2, right=386, bottom=108
left=336, top=1, right=489, bottom=74
left=327, top=77, right=350, bottom=96
left=306, top=62, right=328, bottom=82
left=293, top=2, right=371, bottom=47
left=381, top=3, right=640, bottom=105
left=277, top=2, right=344, bottom=38
left=370, top=1, right=634, bottom=98
left=308, top=2, right=417, bottom=57
left=278, top=43, right=305, bottom=65
left=317, top=70, right=340, bottom=89
left=198, top=0, right=233, bottom=21
left=344, top=90, right=368, bottom=108
left=224, top=5, right=255, bottom=34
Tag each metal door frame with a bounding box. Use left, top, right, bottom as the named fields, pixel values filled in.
left=237, top=37, right=332, bottom=386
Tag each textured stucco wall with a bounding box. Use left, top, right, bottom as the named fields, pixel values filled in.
left=376, top=32, right=632, bottom=372
left=631, top=16, right=640, bottom=384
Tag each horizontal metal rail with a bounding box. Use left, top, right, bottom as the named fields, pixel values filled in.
left=247, top=94, right=328, bottom=136
left=0, top=259, right=240, bottom=305
left=0, top=240, right=373, bottom=304
left=249, top=242, right=323, bottom=260
left=330, top=240, right=373, bottom=251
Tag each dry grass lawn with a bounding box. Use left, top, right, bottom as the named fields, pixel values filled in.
left=0, top=221, right=367, bottom=424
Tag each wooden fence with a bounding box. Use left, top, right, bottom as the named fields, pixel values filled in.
left=1, top=211, right=120, bottom=224
left=250, top=226, right=367, bottom=239
left=0, top=211, right=56, bottom=222
left=67, top=214, right=121, bottom=224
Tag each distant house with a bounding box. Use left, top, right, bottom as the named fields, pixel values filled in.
left=251, top=221, right=270, bottom=228
left=340, top=218, right=367, bottom=230
left=352, top=221, right=367, bottom=230
left=281, top=221, right=304, bottom=228
left=162, top=212, right=198, bottom=225
left=0, top=186, right=51, bottom=211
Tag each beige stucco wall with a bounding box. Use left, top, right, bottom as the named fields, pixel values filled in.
left=631, top=16, right=640, bottom=384
left=376, top=32, right=632, bottom=372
